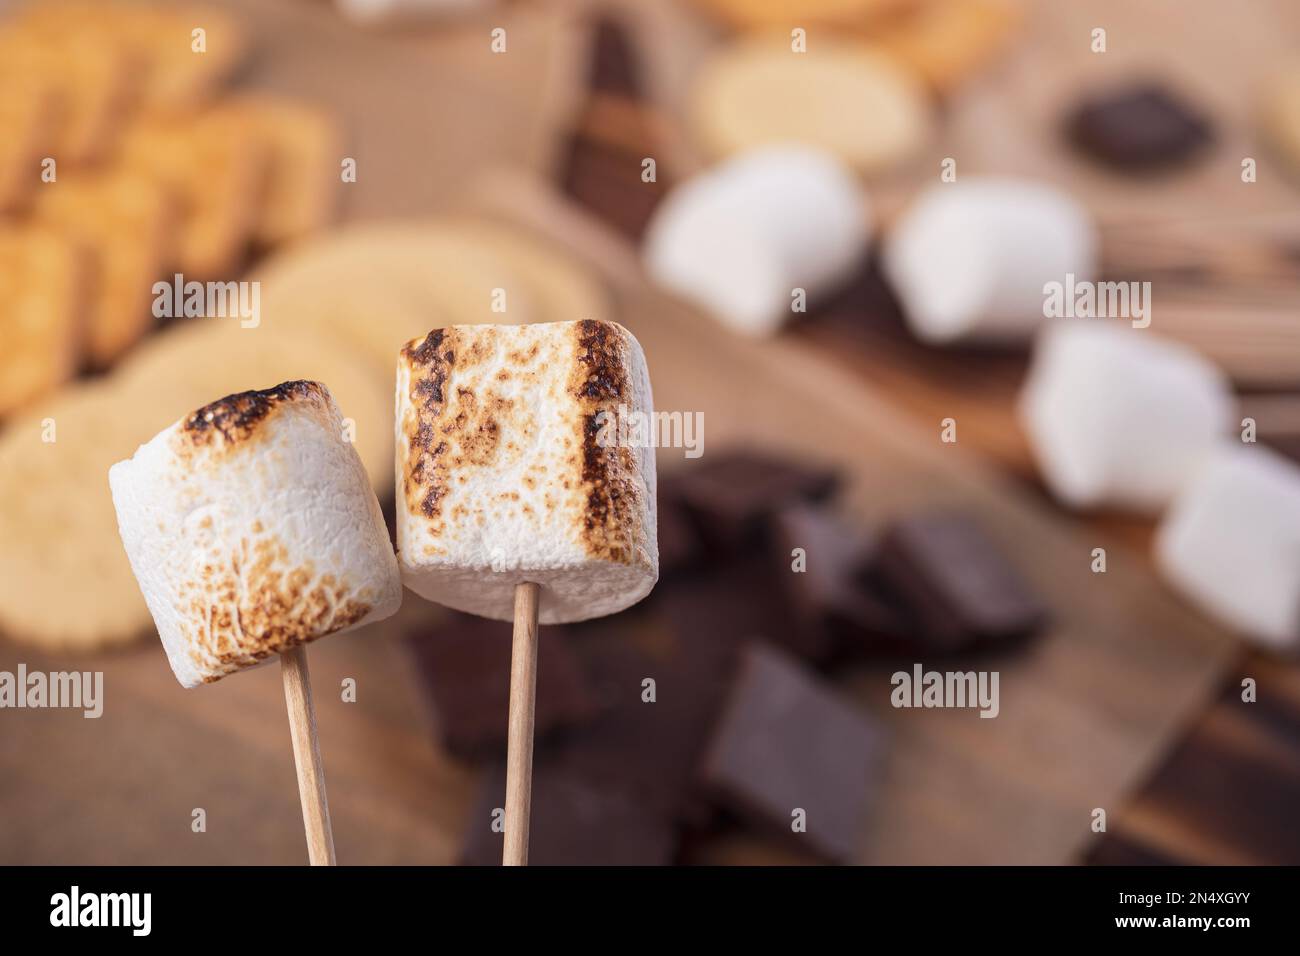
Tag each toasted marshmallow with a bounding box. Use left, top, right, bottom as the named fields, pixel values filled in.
left=883, top=177, right=1097, bottom=344
left=110, top=381, right=402, bottom=688
left=396, top=320, right=658, bottom=623
left=1156, top=447, right=1300, bottom=650
left=1018, top=321, right=1233, bottom=513
left=644, top=146, right=870, bottom=337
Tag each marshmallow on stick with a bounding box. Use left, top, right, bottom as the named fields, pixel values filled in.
left=110, top=381, right=402, bottom=864
left=396, top=320, right=658, bottom=863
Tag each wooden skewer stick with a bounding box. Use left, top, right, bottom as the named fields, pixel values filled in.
left=503, top=581, right=541, bottom=866
left=281, top=645, right=337, bottom=866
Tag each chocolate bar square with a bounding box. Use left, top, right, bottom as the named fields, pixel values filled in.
left=868, top=511, right=1048, bottom=651
left=460, top=761, right=676, bottom=866
left=770, top=504, right=905, bottom=654
left=656, top=487, right=703, bottom=575
left=550, top=634, right=728, bottom=822
left=407, top=612, right=594, bottom=759
left=666, top=450, right=840, bottom=553
left=699, top=643, right=887, bottom=864
left=658, top=549, right=826, bottom=664
left=1066, top=85, right=1213, bottom=171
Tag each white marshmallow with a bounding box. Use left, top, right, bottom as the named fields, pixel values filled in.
left=883, top=177, right=1098, bottom=344
left=395, top=320, right=658, bottom=624
left=643, top=146, right=870, bottom=337
left=1018, top=321, right=1233, bottom=513
left=110, top=381, right=402, bottom=688
left=1157, top=447, right=1300, bottom=649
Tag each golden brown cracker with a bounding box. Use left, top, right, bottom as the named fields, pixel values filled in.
left=14, top=1, right=246, bottom=110
left=0, top=76, right=57, bottom=211
left=34, top=169, right=172, bottom=366
left=868, top=0, right=1023, bottom=93
left=693, top=0, right=916, bottom=30
left=223, top=95, right=342, bottom=246
left=253, top=222, right=538, bottom=376
left=115, top=321, right=393, bottom=494
left=118, top=109, right=265, bottom=278
left=0, top=224, right=85, bottom=417
left=124, top=4, right=249, bottom=110
left=689, top=36, right=931, bottom=174
left=1261, top=60, right=1300, bottom=180
left=0, top=381, right=155, bottom=650
left=0, top=24, right=137, bottom=166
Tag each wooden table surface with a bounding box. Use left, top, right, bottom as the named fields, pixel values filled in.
left=1, top=0, right=1297, bottom=865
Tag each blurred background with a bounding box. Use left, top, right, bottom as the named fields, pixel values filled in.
left=0, top=0, right=1298, bottom=865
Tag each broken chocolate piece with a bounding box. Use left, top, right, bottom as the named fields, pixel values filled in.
left=460, top=761, right=677, bottom=866
left=587, top=16, right=641, bottom=98
left=550, top=633, right=728, bottom=823
left=656, top=487, right=703, bottom=575
left=770, top=504, right=905, bottom=652
left=658, top=550, right=825, bottom=664
left=699, top=643, right=887, bottom=864
left=1066, top=85, right=1213, bottom=171
left=868, top=511, right=1048, bottom=651
left=666, top=449, right=840, bottom=553
left=407, top=612, right=594, bottom=759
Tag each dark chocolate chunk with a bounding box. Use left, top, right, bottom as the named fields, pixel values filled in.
left=656, top=488, right=703, bottom=575
left=770, top=504, right=906, bottom=652
left=587, top=16, right=641, bottom=97
left=460, top=761, right=677, bottom=866
left=698, top=643, right=888, bottom=864
left=549, top=634, right=727, bottom=822
left=558, top=136, right=665, bottom=240
left=666, top=450, right=840, bottom=553
left=868, top=511, right=1047, bottom=651
left=407, top=612, right=594, bottom=759
left=658, top=549, right=826, bottom=664
left=1066, top=85, right=1213, bottom=171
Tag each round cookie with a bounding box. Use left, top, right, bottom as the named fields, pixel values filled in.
left=252, top=219, right=609, bottom=375
left=0, top=327, right=393, bottom=652
left=689, top=37, right=931, bottom=175
left=1262, top=60, right=1300, bottom=179
left=437, top=217, right=611, bottom=326
left=692, top=0, right=914, bottom=30
left=0, top=382, right=158, bottom=650
left=252, top=221, right=539, bottom=374
left=114, top=321, right=392, bottom=494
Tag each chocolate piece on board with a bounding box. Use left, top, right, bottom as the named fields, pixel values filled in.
left=460, top=761, right=677, bottom=866
left=667, top=450, right=840, bottom=553
left=699, top=643, right=888, bottom=864
left=407, top=612, right=594, bottom=759
left=1066, top=85, right=1212, bottom=170
left=868, top=511, right=1048, bottom=651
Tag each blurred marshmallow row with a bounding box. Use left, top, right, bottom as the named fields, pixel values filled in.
left=642, top=142, right=1299, bottom=651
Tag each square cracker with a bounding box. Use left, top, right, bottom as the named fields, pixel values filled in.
left=34, top=169, right=173, bottom=366
left=0, top=223, right=85, bottom=417
left=117, top=109, right=265, bottom=278
left=0, top=26, right=137, bottom=166
left=223, top=95, right=342, bottom=246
